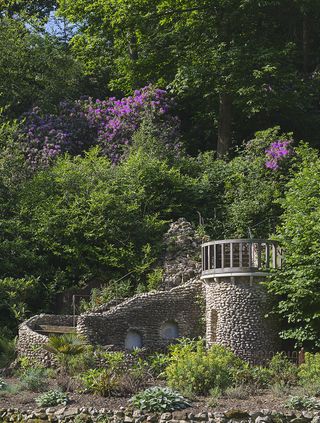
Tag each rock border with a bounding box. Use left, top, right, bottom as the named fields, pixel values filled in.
left=1, top=407, right=320, bottom=423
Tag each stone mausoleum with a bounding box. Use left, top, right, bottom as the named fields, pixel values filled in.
left=17, top=219, right=282, bottom=365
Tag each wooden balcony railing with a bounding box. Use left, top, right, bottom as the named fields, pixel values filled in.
left=201, top=239, right=282, bottom=278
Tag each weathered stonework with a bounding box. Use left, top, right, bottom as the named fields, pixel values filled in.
left=17, top=315, right=77, bottom=366
left=205, top=276, right=278, bottom=364
left=77, top=280, right=204, bottom=349
left=161, top=218, right=203, bottom=290
left=0, top=407, right=319, bottom=423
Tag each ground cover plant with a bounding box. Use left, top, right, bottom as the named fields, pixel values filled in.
left=35, top=390, right=69, bottom=407
left=129, top=386, right=191, bottom=412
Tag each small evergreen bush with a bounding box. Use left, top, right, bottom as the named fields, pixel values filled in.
left=268, top=353, right=298, bottom=386
left=79, top=368, right=119, bottom=397
left=35, top=390, right=69, bottom=407
left=129, top=386, right=191, bottom=412
left=165, top=339, right=244, bottom=395
left=298, top=353, right=320, bottom=395
left=20, top=366, right=49, bottom=392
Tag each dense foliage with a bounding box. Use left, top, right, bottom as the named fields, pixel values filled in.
left=267, top=146, right=320, bottom=348
left=165, top=339, right=243, bottom=395
left=0, top=0, right=320, bottom=351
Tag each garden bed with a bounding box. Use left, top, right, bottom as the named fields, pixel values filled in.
left=0, top=376, right=308, bottom=414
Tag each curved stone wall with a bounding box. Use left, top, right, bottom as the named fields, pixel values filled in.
left=77, top=280, right=204, bottom=350
left=17, top=314, right=77, bottom=366
left=205, top=276, right=278, bottom=364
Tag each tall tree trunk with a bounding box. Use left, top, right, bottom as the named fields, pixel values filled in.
left=217, top=93, right=232, bottom=157
left=302, top=13, right=310, bottom=74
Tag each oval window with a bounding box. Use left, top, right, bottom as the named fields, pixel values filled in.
left=125, top=330, right=142, bottom=350
left=160, top=322, right=179, bottom=340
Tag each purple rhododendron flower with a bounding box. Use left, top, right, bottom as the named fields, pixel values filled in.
left=19, top=85, right=181, bottom=169
left=265, top=139, right=293, bottom=171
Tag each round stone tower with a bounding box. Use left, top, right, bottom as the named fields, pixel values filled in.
left=201, top=239, right=281, bottom=364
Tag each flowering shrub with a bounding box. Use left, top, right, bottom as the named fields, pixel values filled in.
left=19, top=101, right=96, bottom=169
left=19, top=86, right=181, bottom=168
left=265, top=139, right=293, bottom=170
left=84, top=85, right=181, bottom=163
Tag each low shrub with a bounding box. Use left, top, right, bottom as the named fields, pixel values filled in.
left=63, top=346, right=97, bottom=376
left=285, top=395, right=320, bottom=410
left=233, top=354, right=298, bottom=389
left=79, top=350, right=151, bottom=397
left=148, top=352, right=169, bottom=378
left=118, top=358, right=151, bottom=395
left=165, top=339, right=244, bottom=396
left=35, top=390, right=69, bottom=407
left=224, top=384, right=252, bottom=400
left=298, top=353, right=320, bottom=395
left=268, top=353, right=298, bottom=386
left=79, top=368, right=119, bottom=397
left=233, top=364, right=271, bottom=388
left=19, top=366, right=50, bottom=392
left=129, top=386, right=191, bottom=412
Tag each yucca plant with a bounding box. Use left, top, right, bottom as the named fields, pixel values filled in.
left=44, top=334, right=87, bottom=371
left=45, top=334, right=86, bottom=356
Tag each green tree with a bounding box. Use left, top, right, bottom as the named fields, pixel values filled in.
left=0, top=0, right=56, bottom=20
left=0, top=17, right=83, bottom=116
left=58, top=0, right=320, bottom=154
left=268, top=145, right=320, bottom=349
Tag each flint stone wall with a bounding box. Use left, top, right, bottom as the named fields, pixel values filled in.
left=17, top=314, right=77, bottom=366
left=205, top=277, right=278, bottom=364
left=77, top=280, right=204, bottom=349
left=161, top=218, right=203, bottom=290
left=1, top=407, right=320, bottom=423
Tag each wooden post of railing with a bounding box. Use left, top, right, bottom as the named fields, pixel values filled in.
left=221, top=243, right=224, bottom=269
left=298, top=347, right=305, bottom=366
left=265, top=243, right=270, bottom=268
left=248, top=242, right=252, bottom=268
left=257, top=243, right=262, bottom=269
left=272, top=243, right=277, bottom=268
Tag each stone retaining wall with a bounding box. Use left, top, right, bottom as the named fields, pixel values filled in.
left=17, top=314, right=77, bottom=366
left=1, top=407, right=319, bottom=423
left=77, top=280, right=204, bottom=349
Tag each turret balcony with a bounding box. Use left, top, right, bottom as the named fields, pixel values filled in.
left=201, top=239, right=282, bottom=278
